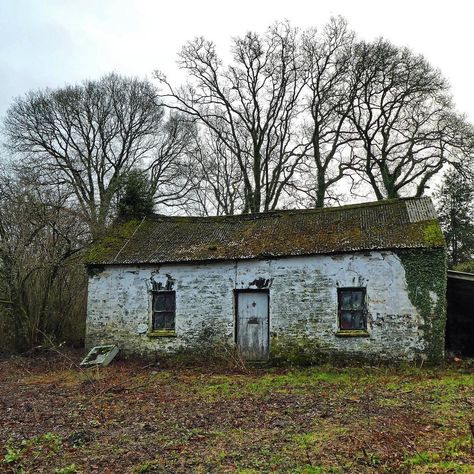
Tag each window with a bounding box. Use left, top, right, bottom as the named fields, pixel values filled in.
left=152, top=291, right=176, bottom=331
left=338, top=288, right=367, bottom=331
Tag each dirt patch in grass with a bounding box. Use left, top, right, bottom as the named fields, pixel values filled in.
left=1, top=352, right=473, bottom=473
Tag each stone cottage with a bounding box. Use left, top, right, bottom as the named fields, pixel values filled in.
left=85, top=197, right=447, bottom=363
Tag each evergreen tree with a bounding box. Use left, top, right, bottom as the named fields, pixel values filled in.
left=117, top=170, right=155, bottom=219
left=436, top=169, right=474, bottom=267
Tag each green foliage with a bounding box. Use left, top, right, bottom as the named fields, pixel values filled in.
left=55, top=464, right=78, bottom=474
left=422, top=221, right=446, bottom=247
left=291, top=466, right=337, bottom=474
left=3, top=446, right=21, bottom=463
left=117, top=169, right=155, bottom=220
left=453, top=260, right=474, bottom=273
left=3, top=433, right=62, bottom=471
left=404, top=451, right=438, bottom=467
left=396, top=249, right=447, bottom=363
left=436, top=168, right=474, bottom=267
left=403, top=437, right=473, bottom=473
left=134, top=460, right=162, bottom=473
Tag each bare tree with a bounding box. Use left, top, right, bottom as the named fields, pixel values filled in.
left=156, top=22, right=307, bottom=213
left=347, top=39, right=472, bottom=199
left=0, top=169, right=87, bottom=351
left=4, top=74, right=191, bottom=237
left=146, top=114, right=197, bottom=210
left=184, top=127, right=244, bottom=216
left=296, top=17, right=356, bottom=207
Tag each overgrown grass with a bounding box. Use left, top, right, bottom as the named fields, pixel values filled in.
left=1, top=356, right=473, bottom=473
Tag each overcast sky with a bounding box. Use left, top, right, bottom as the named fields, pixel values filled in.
left=1, top=0, right=474, bottom=124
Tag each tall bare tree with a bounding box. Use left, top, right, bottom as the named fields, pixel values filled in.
left=296, top=17, right=356, bottom=207
left=146, top=114, right=197, bottom=210
left=156, top=22, right=307, bottom=213
left=183, top=128, right=244, bottom=216
left=347, top=39, right=472, bottom=199
left=4, top=74, right=192, bottom=237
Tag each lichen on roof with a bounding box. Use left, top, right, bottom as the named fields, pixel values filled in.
left=84, top=219, right=142, bottom=265
left=85, top=197, right=445, bottom=266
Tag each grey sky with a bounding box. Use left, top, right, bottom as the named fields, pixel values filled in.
left=1, top=0, right=473, bottom=124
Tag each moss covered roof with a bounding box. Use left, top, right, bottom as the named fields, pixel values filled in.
left=85, top=197, right=445, bottom=266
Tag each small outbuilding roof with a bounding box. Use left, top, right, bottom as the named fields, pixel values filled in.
left=86, top=197, right=444, bottom=266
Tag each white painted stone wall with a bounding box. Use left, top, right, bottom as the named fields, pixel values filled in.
left=86, top=251, right=433, bottom=361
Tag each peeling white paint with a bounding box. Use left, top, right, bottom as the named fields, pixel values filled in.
left=86, top=251, right=432, bottom=361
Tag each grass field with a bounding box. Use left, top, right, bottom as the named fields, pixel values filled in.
left=1, top=352, right=473, bottom=473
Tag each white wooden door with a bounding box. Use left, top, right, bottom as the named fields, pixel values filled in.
left=236, top=291, right=269, bottom=361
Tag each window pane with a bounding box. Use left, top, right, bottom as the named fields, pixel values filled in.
left=153, top=311, right=175, bottom=330
left=351, top=311, right=366, bottom=330
left=164, top=293, right=175, bottom=311
left=340, top=310, right=354, bottom=330
left=164, top=312, right=175, bottom=329
left=339, top=310, right=366, bottom=330
left=154, top=294, right=166, bottom=311
left=153, top=292, right=176, bottom=311
left=340, top=291, right=353, bottom=310
left=352, top=291, right=364, bottom=310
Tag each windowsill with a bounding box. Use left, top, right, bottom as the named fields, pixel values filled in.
left=147, top=330, right=177, bottom=338
left=335, top=330, right=370, bottom=338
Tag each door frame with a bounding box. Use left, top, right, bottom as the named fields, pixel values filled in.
left=234, top=289, right=270, bottom=359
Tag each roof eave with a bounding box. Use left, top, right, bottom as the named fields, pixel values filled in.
left=86, top=243, right=444, bottom=267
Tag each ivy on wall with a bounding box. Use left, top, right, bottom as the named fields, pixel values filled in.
left=396, top=248, right=447, bottom=363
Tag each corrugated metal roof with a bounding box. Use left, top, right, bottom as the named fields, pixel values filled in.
left=85, top=197, right=444, bottom=266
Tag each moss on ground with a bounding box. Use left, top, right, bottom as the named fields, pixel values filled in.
left=1, top=355, right=473, bottom=473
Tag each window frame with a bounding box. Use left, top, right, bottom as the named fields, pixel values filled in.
left=337, top=287, right=368, bottom=332
left=150, top=289, right=176, bottom=334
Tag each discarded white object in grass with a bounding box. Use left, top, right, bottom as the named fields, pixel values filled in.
left=136, top=323, right=148, bottom=334
left=80, top=345, right=119, bottom=367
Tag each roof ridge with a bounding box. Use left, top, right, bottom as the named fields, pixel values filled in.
left=149, top=197, right=431, bottom=222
